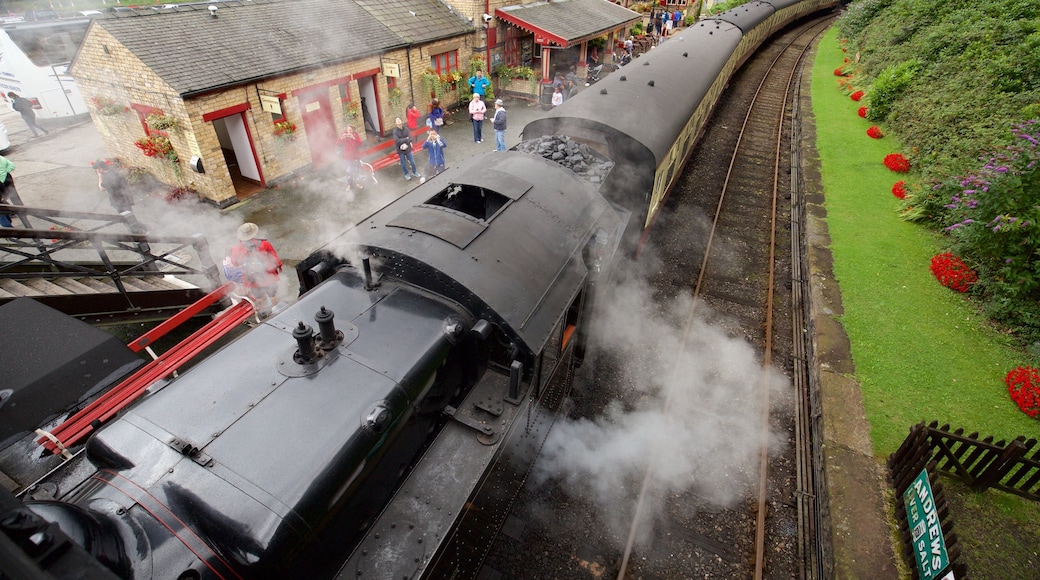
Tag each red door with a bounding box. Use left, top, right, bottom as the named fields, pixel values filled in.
left=297, top=88, right=338, bottom=167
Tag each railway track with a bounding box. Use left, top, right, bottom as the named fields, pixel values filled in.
left=482, top=16, right=832, bottom=580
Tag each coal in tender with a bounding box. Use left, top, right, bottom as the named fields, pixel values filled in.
left=516, top=135, right=614, bottom=186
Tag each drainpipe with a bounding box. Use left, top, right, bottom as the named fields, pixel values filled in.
left=407, top=45, right=416, bottom=107
left=485, top=0, right=491, bottom=71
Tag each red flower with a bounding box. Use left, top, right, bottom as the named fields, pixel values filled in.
left=1006, top=366, right=1040, bottom=419
left=850, top=90, right=865, bottom=101
left=857, top=106, right=868, bottom=118
left=834, top=67, right=845, bottom=76
left=843, top=57, right=850, bottom=63
left=884, top=153, right=910, bottom=173
left=892, top=180, right=906, bottom=199
left=867, top=126, right=883, bottom=139
left=930, top=253, right=977, bottom=293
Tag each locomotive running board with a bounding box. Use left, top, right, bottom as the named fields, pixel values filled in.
left=337, top=349, right=576, bottom=579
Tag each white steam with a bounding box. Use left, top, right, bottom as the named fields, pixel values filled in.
left=532, top=258, right=790, bottom=548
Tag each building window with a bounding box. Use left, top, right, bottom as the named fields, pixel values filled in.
left=130, top=104, right=165, bottom=136
left=431, top=50, right=458, bottom=75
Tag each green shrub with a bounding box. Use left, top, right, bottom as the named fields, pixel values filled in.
left=939, top=120, right=1040, bottom=342
left=866, top=59, right=918, bottom=122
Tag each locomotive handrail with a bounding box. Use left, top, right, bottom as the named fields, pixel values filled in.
left=37, top=296, right=255, bottom=455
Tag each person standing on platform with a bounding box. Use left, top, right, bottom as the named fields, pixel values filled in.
left=405, top=103, right=422, bottom=130
left=0, top=156, right=17, bottom=228
left=551, top=86, right=564, bottom=108
left=421, top=130, right=446, bottom=183
left=93, top=160, right=134, bottom=214
left=468, top=69, right=491, bottom=98
left=492, top=99, right=507, bottom=152
left=428, top=98, right=445, bottom=133
left=469, top=93, right=486, bottom=143
left=7, top=92, right=47, bottom=138
left=392, top=117, right=420, bottom=181
left=230, top=222, right=283, bottom=317
left=337, top=125, right=363, bottom=191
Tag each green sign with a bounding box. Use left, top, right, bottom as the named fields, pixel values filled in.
left=902, top=469, right=951, bottom=579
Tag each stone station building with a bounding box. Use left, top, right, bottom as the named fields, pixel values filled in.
left=69, top=0, right=639, bottom=206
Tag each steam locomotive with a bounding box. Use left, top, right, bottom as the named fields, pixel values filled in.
left=0, top=1, right=836, bottom=578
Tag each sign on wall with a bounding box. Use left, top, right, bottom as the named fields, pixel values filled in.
left=259, top=95, right=282, bottom=115
left=382, top=62, right=400, bottom=78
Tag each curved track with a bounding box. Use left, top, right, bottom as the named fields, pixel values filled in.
left=482, top=16, right=832, bottom=579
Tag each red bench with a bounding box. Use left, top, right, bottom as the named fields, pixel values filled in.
left=360, top=127, right=428, bottom=172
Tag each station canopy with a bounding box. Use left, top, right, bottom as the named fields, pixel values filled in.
left=495, top=0, right=642, bottom=48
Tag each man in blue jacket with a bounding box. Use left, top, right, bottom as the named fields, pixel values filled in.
left=468, top=70, right=491, bottom=98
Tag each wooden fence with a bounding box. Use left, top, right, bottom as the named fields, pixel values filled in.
left=897, top=420, right=1040, bottom=501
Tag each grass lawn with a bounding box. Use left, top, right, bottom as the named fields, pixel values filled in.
left=811, top=25, right=1040, bottom=578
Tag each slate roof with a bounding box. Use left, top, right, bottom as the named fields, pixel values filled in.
left=353, top=0, right=473, bottom=44
left=84, top=0, right=473, bottom=97
left=496, top=0, right=641, bottom=48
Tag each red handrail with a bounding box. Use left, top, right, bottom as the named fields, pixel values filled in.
left=38, top=298, right=254, bottom=455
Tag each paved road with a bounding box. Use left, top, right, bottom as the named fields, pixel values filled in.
left=3, top=95, right=554, bottom=302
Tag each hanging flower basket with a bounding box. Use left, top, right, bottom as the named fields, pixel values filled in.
left=134, top=135, right=178, bottom=162
left=929, top=252, right=977, bottom=293
left=850, top=90, right=865, bottom=101
left=884, top=153, right=910, bottom=173
left=344, top=101, right=361, bottom=121
left=90, top=96, right=128, bottom=116
left=867, top=126, right=883, bottom=139
left=146, top=113, right=177, bottom=132
left=1006, top=366, right=1040, bottom=420
left=273, top=120, right=297, bottom=142
left=892, top=180, right=907, bottom=199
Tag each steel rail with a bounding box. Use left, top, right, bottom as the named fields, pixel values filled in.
left=615, top=17, right=831, bottom=580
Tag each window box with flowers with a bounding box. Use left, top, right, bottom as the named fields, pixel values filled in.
left=273, top=120, right=297, bottom=144
left=421, top=69, right=462, bottom=102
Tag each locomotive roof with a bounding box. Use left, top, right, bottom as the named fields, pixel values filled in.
left=343, top=152, right=622, bottom=356
left=524, top=20, right=743, bottom=166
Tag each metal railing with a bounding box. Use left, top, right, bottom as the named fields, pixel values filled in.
left=1, top=203, right=222, bottom=305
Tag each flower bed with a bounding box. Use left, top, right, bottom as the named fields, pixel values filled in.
left=892, top=180, right=906, bottom=199
left=930, top=252, right=977, bottom=293
left=1005, top=366, right=1040, bottom=419
left=884, top=153, right=910, bottom=173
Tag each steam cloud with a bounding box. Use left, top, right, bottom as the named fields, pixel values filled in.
left=531, top=254, right=791, bottom=548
